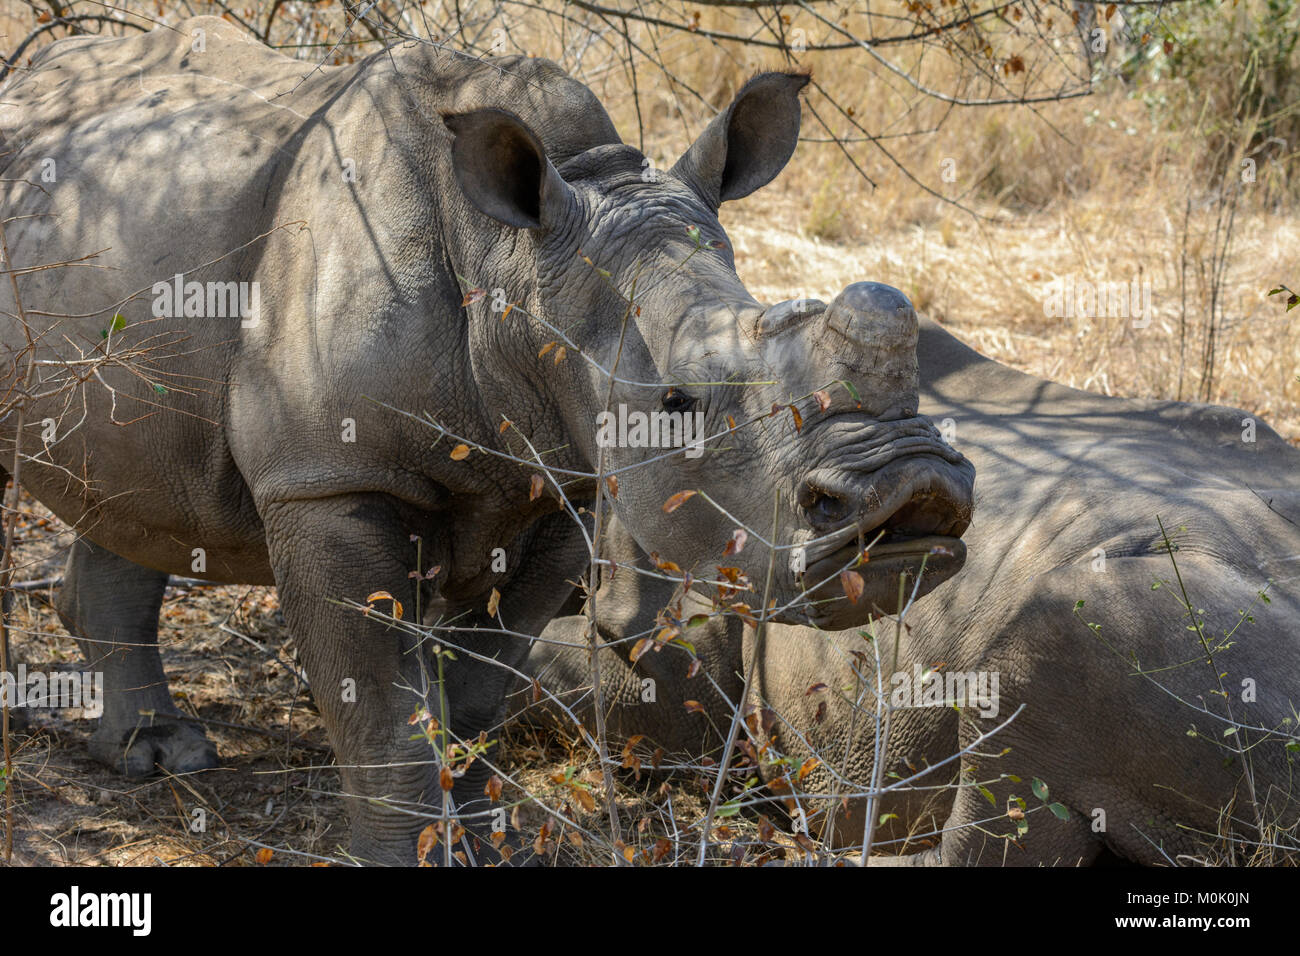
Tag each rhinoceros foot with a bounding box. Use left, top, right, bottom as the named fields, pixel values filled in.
left=89, top=716, right=219, bottom=778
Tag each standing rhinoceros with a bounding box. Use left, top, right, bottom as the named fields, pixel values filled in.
left=0, top=19, right=974, bottom=863
left=521, top=315, right=1300, bottom=866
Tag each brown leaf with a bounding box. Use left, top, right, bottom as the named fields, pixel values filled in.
left=1163, top=38, right=1174, bottom=55
left=439, top=766, right=455, bottom=792
left=485, top=775, right=504, bottom=802
left=629, top=637, right=652, bottom=664
left=1007, top=806, right=1025, bottom=821
left=687, top=658, right=702, bottom=679
left=417, top=823, right=439, bottom=862
left=461, top=288, right=486, bottom=306
left=813, top=700, right=827, bottom=723
left=722, top=528, right=747, bottom=557
left=684, top=700, right=706, bottom=715
left=813, top=390, right=832, bottom=412
left=573, top=788, right=596, bottom=812
left=650, top=552, right=682, bottom=573
left=486, top=587, right=501, bottom=618
left=797, top=756, right=820, bottom=782
left=605, top=474, right=619, bottom=499
left=554, top=346, right=567, bottom=365
left=366, top=591, right=404, bottom=620
left=538, top=341, right=556, bottom=358
left=1105, top=2, right=1116, bottom=18
left=840, top=569, right=864, bottom=605
left=805, top=682, right=828, bottom=696
left=789, top=405, right=803, bottom=432
left=758, top=815, right=775, bottom=843
left=726, top=414, right=737, bottom=430
left=529, top=473, right=545, bottom=502
left=498, top=419, right=512, bottom=433
left=652, top=837, right=673, bottom=862
left=662, top=490, right=697, bottom=513
left=255, top=847, right=273, bottom=865
left=449, top=443, right=470, bottom=461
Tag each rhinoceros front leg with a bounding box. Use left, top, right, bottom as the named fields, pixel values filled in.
left=55, top=538, right=218, bottom=777
left=261, top=494, right=465, bottom=866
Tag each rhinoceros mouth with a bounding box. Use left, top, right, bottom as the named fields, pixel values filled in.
left=798, top=465, right=972, bottom=565
left=791, top=533, right=967, bottom=628
left=787, top=459, right=974, bottom=628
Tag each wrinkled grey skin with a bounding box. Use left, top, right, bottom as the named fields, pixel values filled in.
left=520, top=317, right=1300, bottom=866
left=0, top=19, right=974, bottom=863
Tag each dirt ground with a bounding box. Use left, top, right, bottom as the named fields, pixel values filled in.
left=1, top=494, right=769, bottom=867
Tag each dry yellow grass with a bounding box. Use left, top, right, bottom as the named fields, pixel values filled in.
left=2, top=1, right=1293, bottom=438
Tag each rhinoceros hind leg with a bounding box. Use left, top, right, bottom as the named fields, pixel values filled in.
left=56, top=538, right=217, bottom=778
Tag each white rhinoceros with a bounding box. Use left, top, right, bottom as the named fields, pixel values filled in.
left=0, top=19, right=975, bottom=863
left=522, top=315, right=1300, bottom=866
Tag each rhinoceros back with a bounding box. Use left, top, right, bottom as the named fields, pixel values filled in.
left=0, top=19, right=620, bottom=578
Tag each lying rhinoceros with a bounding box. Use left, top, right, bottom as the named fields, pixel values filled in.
left=520, top=315, right=1300, bottom=866
left=0, top=19, right=975, bottom=863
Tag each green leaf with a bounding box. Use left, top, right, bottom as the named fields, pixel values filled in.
left=878, top=813, right=898, bottom=825
left=1048, top=802, right=1070, bottom=820
left=1015, top=819, right=1029, bottom=837
left=841, top=380, right=861, bottom=404
left=110, top=313, right=127, bottom=333
left=1073, top=600, right=1085, bottom=611
left=1223, top=727, right=1237, bottom=737
left=153, top=383, right=168, bottom=394
left=1031, top=777, right=1049, bottom=801
left=715, top=799, right=741, bottom=819
left=1286, top=740, right=1299, bottom=753
left=977, top=785, right=996, bottom=807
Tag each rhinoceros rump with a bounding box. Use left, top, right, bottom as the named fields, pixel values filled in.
left=0, top=20, right=974, bottom=863
left=522, top=316, right=1300, bottom=866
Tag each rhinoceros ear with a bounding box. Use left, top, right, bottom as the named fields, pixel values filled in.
left=443, top=109, right=576, bottom=230
left=671, top=71, right=809, bottom=207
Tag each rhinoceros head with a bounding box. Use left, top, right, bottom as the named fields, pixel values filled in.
left=443, top=72, right=974, bottom=629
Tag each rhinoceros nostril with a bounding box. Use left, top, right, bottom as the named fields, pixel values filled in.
left=799, top=482, right=854, bottom=529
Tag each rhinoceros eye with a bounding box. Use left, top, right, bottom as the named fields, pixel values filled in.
left=661, top=388, right=696, bottom=413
